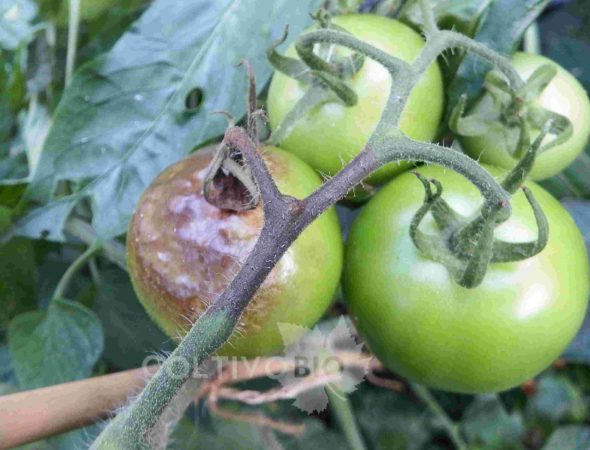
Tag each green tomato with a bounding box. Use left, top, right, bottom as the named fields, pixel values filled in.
left=343, top=164, right=589, bottom=393
left=127, top=146, right=343, bottom=357
left=461, top=52, right=590, bottom=180
left=267, top=14, right=444, bottom=185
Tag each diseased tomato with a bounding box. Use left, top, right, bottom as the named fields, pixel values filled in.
left=343, top=164, right=589, bottom=393
left=461, top=52, right=590, bottom=180
left=127, top=146, right=343, bottom=357
left=267, top=14, right=444, bottom=185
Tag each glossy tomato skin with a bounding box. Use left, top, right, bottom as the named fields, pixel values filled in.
left=128, top=146, right=343, bottom=358
left=461, top=52, right=590, bottom=180
left=343, top=165, right=589, bottom=393
left=267, top=14, right=444, bottom=185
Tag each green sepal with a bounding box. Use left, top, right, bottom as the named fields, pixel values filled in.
left=267, top=26, right=313, bottom=82
left=491, top=187, right=548, bottom=263
left=453, top=63, right=573, bottom=159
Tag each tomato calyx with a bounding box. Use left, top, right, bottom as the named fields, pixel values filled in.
left=450, top=64, right=573, bottom=160
left=204, top=62, right=264, bottom=212
left=410, top=123, right=552, bottom=288
left=267, top=11, right=367, bottom=145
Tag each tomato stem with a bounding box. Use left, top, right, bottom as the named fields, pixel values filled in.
left=411, top=383, right=468, bottom=450
left=326, top=385, right=367, bottom=450
left=53, top=241, right=101, bottom=300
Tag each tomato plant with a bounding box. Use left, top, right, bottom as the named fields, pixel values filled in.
left=343, top=164, right=589, bottom=393
left=5, top=0, right=590, bottom=449
left=459, top=52, right=590, bottom=180
left=267, top=14, right=444, bottom=185
left=127, top=146, right=343, bottom=357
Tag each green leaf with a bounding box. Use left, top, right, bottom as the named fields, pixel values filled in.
left=171, top=411, right=347, bottom=450
left=541, top=143, right=590, bottom=199
left=0, top=99, right=52, bottom=185
left=92, top=268, right=172, bottom=370
left=0, top=49, right=27, bottom=158
left=542, top=425, right=590, bottom=450
left=0, top=204, right=11, bottom=232
left=49, top=423, right=102, bottom=450
left=16, top=0, right=321, bottom=241
left=560, top=200, right=590, bottom=364
left=445, top=0, right=548, bottom=118
left=461, top=394, right=525, bottom=449
left=0, top=345, right=17, bottom=384
left=399, top=0, right=492, bottom=36
left=8, top=298, right=104, bottom=389
left=526, top=373, right=588, bottom=425
left=0, top=237, right=38, bottom=329
left=351, top=384, right=432, bottom=450
left=0, top=0, right=39, bottom=50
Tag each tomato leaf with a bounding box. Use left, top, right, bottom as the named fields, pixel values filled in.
left=0, top=237, right=38, bottom=329
left=8, top=298, right=104, bottom=389
left=445, top=0, right=549, bottom=117
left=0, top=345, right=17, bottom=385
left=399, top=0, right=492, bottom=36
left=542, top=425, right=590, bottom=450
left=0, top=0, right=39, bottom=51
left=92, top=268, right=172, bottom=370
left=461, top=394, right=525, bottom=449
left=14, top=0, right=320, bottom=241
left=352, top=385, right=433, bottom=450
left=561, top=199, right=590, bottom=364
left=526, top=373, right=587, bottom=424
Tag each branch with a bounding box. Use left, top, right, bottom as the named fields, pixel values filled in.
left=65, top=217, right=127, bottom=271
left=0, top=367, right=158, bottom=450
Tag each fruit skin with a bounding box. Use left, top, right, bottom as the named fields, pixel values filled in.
left=127, top=146, right=343, bottom=358
left=461, top=52, right=590, bottom=180
left=267, top=14, right=444, bottom=185
left=343, top=164, right=589, bottom=394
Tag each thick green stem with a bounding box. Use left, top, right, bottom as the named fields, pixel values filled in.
left=378, top=136, right=511, bottom=218
left=53, top=242, right=101, bottom=299
left=326, top=386, right=367, bottom=450
left=412, top=383, right=468, bottom=450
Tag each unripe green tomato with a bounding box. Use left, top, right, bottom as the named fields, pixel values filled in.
left=343, top=164, right=589, bottom=394
left=127, top=146, right=343, bottom=357
left=461, top=52, right=590, bottom=180
left=267, top=14, right=444, bottom=185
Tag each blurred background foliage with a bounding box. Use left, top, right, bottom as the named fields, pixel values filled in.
left=1, top=0, right=590, bottom=449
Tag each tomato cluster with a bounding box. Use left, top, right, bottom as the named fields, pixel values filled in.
left=128, top=14, right=590, bottom=394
